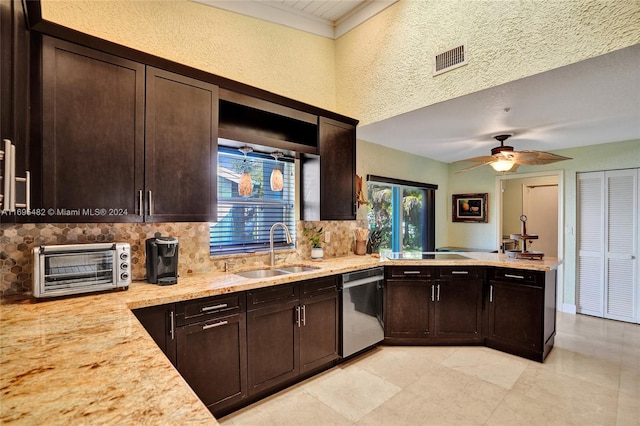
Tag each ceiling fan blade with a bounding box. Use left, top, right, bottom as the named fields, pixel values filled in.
left=453, top=155, right=496, bottom=164
left=514, top=151, right=573, bottom=165
left=455, top=161, right=495, bottom=173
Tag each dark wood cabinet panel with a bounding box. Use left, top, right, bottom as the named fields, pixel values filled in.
left=247, top=299, right=299, bottom=396
left=176, top=313, right=247, bottom=413
left=145, top=67, right=218, bottom=222
left=39, top=36, right=145, bottom=222
left=133, top=304, right=176, bottom=365
left=434, top=276, right=483, bottom=341
left=486, top=268, right=556, bottom=362
left=299, top=289, right=339, bottom=373
left=302, top=117, right=356, bottom=221
left=384, top=279, right=433, bottom=339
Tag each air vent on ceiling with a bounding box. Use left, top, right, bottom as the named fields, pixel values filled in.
left=433, top=44, right=467, bottom=76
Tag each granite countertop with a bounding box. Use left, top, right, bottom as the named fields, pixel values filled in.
left=0, top=253, right=560, bottom=424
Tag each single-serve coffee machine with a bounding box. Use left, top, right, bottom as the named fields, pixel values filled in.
left=145, top=233, right=179, bottom=285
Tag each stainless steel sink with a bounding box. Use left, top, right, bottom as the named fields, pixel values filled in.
left=235, top=269, right=288, bottom=279
left=235, top=265, right=320, bottom=279
left=276, top=266, right=320, bottom=273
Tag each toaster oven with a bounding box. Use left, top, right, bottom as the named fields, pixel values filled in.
left=33, top=243, right=131, bottom=298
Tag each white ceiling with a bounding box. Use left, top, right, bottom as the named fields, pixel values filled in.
left=358, top=44, right=640, bottom=164
left=193, top=0, right=397, bottom=38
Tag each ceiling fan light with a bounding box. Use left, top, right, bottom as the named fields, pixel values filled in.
left=238, top=172, right=253, bottom=196
left=490, top=159, right=515, bottom=172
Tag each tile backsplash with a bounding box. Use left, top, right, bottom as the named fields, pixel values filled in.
left=1, top=220, right=366, bottom=296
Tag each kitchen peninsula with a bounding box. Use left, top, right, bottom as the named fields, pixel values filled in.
left=0, top=253, right=559, bottom=424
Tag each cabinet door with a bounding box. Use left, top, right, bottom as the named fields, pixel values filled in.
left=318, top=117, right=356, bottom=220
left=40, top=36, right=145, bottom=222
left=487, top=280, right=543, bottom=351
left=300, top=291, right=339, bottom=373
left=384, top=279, right=433, bottom=339
left=435, top=269, right=483, bottom=341
left=176, top=313, right=247, bottom=413
left=247, top=300, right=299, bottom=396
left=145, top=67, right=218, bottom=222
left=133, top=304, right=176, bottom=365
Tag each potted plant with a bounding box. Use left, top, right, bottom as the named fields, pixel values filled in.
left=303, top=225, right=324, bottom=259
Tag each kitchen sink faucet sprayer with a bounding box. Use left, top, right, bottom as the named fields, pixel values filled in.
left=270, top=223, right=293, bottom=266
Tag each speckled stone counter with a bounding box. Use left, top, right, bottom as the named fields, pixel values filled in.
left=0, top=253, right=559, bottom=424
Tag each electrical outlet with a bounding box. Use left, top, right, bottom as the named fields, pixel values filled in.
left=324, top=231, right=331, bottom=243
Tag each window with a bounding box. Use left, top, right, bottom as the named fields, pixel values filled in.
left=210, top=146, right=295, bottom=254
left=367, top=175, right=437, bottom=252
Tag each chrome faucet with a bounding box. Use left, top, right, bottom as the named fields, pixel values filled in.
left=270, top=222, right=293, bottom=266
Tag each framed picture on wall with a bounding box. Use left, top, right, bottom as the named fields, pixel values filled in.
left=452, top=193, right=488, bottom=223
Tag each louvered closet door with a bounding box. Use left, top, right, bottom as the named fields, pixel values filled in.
left=577, top=172, right=605, bottom=316
left=577, top=169, right=639, bottom=324
left=604, top=169, right=638, bottom=323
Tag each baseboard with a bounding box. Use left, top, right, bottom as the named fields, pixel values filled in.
left=561, top=303, right=577, bottom=314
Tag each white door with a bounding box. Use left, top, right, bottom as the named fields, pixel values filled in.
left=523, top=184, right=558, bottom=257
left=577, top=169, right=639, bottom=323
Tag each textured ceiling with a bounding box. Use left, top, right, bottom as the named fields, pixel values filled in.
left=358, top=44, right=640, bottom=164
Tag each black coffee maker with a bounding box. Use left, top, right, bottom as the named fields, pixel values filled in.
left=145, top=233, right=179, bottom=285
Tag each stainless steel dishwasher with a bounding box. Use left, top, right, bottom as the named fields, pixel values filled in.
left=340, top=267, right=385, bottom=358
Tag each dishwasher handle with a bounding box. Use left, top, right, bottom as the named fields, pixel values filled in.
left=342, top=275, right=384, bottom=289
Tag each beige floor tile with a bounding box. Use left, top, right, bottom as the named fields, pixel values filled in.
left=512, top=363, right=619, bottom=425
left=353, top=344, right=440, bottom=387
left=356, top=387, right=476, bottom=426
left=404, top=363, right=508, bottom=423
left=556, top=312, right=626, bottom=343
left=541, top=345, right=622, bottom=391
left=619, top=367, right=640, bottom=398
left=617, top=391, right=640, bottom=426
left=486, top=390, right=584, bottom=426
left=302, top=365, right=402, bottom=422
left=440, top=346, right=529, bottom=390
left=219, top=388, right=351, bottom=426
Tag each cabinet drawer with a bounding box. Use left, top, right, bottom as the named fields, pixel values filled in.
left=385, top=266, right=436, bottom=279
left=247, top=283, right=299, bottom=311
left=491, top=268, right=541, bottom=285
left=300, top=276, right=338, bottom=298
left=439, top=267, right=483, bottom=280
left=176, top=293, right=245, bottom=326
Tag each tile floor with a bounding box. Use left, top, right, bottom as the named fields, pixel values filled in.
left=220, top=313, right=639, bottom=425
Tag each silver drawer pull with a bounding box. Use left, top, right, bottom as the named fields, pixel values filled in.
left=403, top=271, right=421, bottom=275
left=202, top=303, right=228, bottom=312
left=451, top=271, right=468, bottom=275
left=203, top=320, right=228, bottom=330
left=504, top=274, right=525, bottom=279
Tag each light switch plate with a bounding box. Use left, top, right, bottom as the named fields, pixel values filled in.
left=324, top=231, right=331, bottom=243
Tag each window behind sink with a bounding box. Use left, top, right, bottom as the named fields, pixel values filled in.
left=210, top=145, right=295, bottom=254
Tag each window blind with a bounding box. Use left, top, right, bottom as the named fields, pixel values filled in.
left=210, top=147, right=295, bottom=254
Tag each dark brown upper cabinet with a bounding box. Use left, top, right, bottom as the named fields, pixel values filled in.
left=145, top=67, right=218, bottom=222
left=302, top=117, right=357, bottom=221
left=34, top=37, right=217, bottom=222
left=38, top=36, right=145, bottom=222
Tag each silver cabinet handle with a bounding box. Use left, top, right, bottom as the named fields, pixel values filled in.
left=169, top=310, right=175, bottom=340
left=505, top=274, right=524, bottom=279
left=138, top=190, right=143, bottom=216
left=148, top=190, right=153, bottom=216
left=489, top=285, right=494, bottom=303
left=295, top=306, right=301, bottom=327
left=431, top=284, right=435, bottom=302
left=202, top=303, right=228, bottom=312
left=301, top=305, right=306, bottom=326
left=451, top=271, right=468, bottom=275
left=203, top=320, right=228, bottom=330
left=1, top=139, right=10, bottom=212
left=403, top=271, right=421, bottom=275
left=436, top=284, right=440, bottom=302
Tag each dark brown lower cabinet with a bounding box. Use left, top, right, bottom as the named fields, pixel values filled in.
left=384, top=279, right=433, bottom=340
left=434, top=267, right=483, bottom=342
left=486, top=267, right=556, bottom=362
left=133, top=304, right=176, bottom=364
left=247, top=277, right=339, bottom=397
left=176, top=313, right=247, bottom=413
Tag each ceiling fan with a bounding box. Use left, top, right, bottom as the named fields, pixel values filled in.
left=454, top=134, right=572, bottom=173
